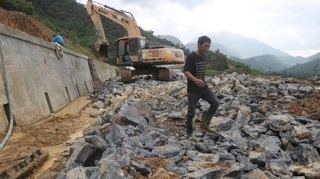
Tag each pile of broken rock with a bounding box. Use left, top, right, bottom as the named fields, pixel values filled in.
left=58, top=72, right=320, bottom=178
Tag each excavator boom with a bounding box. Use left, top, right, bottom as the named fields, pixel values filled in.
left=87, top=0, right=141, bottom=38
left=86, top=0, right=142, bottom=59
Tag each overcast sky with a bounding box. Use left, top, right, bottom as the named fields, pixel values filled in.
left=77, top=0, right=320, bottom=57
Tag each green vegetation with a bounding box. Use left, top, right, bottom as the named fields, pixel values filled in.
left=0, top=0, right=36, bottom=15
left=168, top=49, right=264, bottom=77
left=270, top=59, right=320, bottom=79
left=0, top=0, right=263, bottom=77
left=206, top=49, right=265, bottom=77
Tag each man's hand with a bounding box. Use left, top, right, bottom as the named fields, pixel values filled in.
left=194, top=78, right=205, bottom=87
left=184, top=71, right=205, bottom=87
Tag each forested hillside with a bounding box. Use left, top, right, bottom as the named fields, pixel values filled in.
left=271, top=59, right=320, bottom=79
left=0, top=0, right=264, bottom=76
left=241, top=54, right=289, bottom=72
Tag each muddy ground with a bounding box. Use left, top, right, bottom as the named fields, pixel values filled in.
left=0, top=97, right=98, bottom=178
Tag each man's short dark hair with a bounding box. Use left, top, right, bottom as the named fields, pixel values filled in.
left=197, top=35, right=211, bottom=45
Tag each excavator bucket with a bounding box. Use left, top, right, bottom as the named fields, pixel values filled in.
left=97, top=43, right=108, bottom=58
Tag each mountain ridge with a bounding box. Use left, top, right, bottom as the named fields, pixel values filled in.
left=158, top=31, right=320, bottom=76
left=179, top=31, right=290, bottom=59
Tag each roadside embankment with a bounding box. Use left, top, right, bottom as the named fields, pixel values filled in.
left=0, top=23, right=117, bottom=133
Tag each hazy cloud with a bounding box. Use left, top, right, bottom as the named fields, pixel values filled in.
left=117, top=0, right=205, bottom=10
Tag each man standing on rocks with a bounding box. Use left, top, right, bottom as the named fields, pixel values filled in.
left=183, top=35, right=220, bottom=139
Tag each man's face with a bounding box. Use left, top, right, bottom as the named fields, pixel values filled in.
left=198, top=41, right=211, bottom=54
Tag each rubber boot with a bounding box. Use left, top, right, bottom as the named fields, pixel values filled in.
left=186, top=122, right=194, bottom=139
left=200, top=112, right=213, bottom=132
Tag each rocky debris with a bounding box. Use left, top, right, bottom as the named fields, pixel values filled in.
left=58, top=73, right=320, bottom=178
left=309, top=76, right=320, bottom=86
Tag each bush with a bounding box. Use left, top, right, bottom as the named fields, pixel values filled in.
left=0, top=0, right=36, bottom=15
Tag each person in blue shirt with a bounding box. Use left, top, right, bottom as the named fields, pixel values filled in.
left=53, top=34, right=64, bottom=46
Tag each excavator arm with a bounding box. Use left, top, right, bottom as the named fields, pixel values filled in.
left=86, top=0, right=185, bottom=83
left=86, top=0, right=141, bottom=59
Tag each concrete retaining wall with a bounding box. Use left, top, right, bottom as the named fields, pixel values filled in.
left=0, top=23, right=116, bottom=133
left=92, top=59, right=117, bottom=83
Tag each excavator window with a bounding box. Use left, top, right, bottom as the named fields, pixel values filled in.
left=117, top=39, right=129, bottom=62
left=116, top=38, right=143, bottom=63
left=128, top=38, right=140, bottom=55
left=140, top=39, right=146, bottom=49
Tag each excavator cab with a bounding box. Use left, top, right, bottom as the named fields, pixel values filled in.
left=115, top=36, right=146, bottom=65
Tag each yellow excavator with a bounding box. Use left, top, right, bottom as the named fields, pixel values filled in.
left=86, top=0, right=185, bottom=83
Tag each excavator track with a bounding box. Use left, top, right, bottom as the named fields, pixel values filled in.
left=156, top=68, right=170, bottom=81
left=119, top=66, right=171, bottom=83
left=120, top=68, right=133, bottom=83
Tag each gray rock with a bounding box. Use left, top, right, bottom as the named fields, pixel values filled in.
left=299, top=86, right=313, bottom=94
left=289, top=162, right=320, bottom=179
left=135, top=147, right=155, bottom=158
left=99, top=158, right=128, bottom=179
left=66, top=141, right=97, bottom=170
left=268, top=159, right=292, bottom=176
left=127, top=98, right=153, bottom=118
left=287, top=84, right=298, bottom=93
left=278, top=83, right=287, bottom=90
left=119, top=103, right=147, bottom=126
left=248, top=151, right=266, bottom=168
left=185, top=168, right=223, bottom=179
left=235, top=110, right=249, bottom=127
left=220, top=125, right=248, bottom=150
left=279, top=131, right=296, bottom=144
left=109, top=124, right=130, bottom=146
left=291, top=125, right=311, bottom=140
left=130, top=160, right=151, bottom=176
left=267, top=114, right=294, bottom=131
left=219, top=152, right=236, bottom=162
left=66, top=166, right=90, bottom=179
left=171, top=166, right=188, bottom=175
left=313, top=140, right=320, bottom=150
left=249, top=117, right=266, bottom=124
left=296, top=143, right=320, bottom=165
left=167, top=112, right=183, bottom=119
left=152, top=144, right=181, bottom=158
left=253, top=135, right=282, bottom=159
left=93, top=100, right=105, bottom=109
left=139, top=132, right=157, bottom=151
left=230, top=149, right=248, bottom=156
left=168, top=150, right=185, bottom=164
left=241, top=125, right=267, bottom=139
left=264, top=170, right=279, bottom=179
left=222, top=163, right=244, bottom=178
left=237, top=155, right=258, bottom=171
left=186, top=150, right=198, bottom=161
left=194, top=142, right=213, bottom=153
left=56, top=172, right=66, bottom=179
left=216, top=118, right=235, bottom=131
left=85, top=135, right=109, bottom=150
